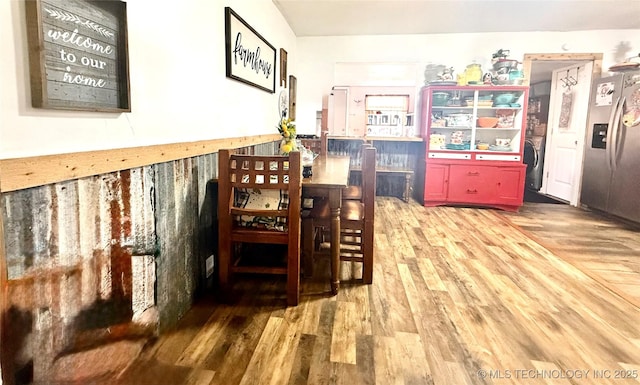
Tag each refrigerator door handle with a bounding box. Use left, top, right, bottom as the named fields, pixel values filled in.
left=605, top=96, right=620, bottom=171
left=611, top=96, right=626, bottom=172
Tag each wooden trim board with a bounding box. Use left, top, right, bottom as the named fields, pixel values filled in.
left=0, top=134, right=280, bottom=192
left=522, top=53, right=603, bottom=86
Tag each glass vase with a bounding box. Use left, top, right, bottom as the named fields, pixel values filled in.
left=280, top=139, right=294, bottom=155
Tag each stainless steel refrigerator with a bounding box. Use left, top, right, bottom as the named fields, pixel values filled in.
left=581, top=70, right=640, bottom=224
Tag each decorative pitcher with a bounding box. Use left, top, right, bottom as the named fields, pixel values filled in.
left=464, top=63, right=482, bottom=84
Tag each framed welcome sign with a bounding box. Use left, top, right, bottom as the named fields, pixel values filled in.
left=25, top=0, right=130, bottom=112
left=225, top=7, right=276, bottom=93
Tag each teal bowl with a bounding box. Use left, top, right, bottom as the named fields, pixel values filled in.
left=432, top=92, right=450, bottom=106
left=494, top=93, right=516, bottom=105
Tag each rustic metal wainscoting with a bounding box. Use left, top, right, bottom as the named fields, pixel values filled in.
left=3, top=168, right=158, bottom=384
left=327, top=139, right=422, bottom=200
left=0, top=141, right=277, bottom=385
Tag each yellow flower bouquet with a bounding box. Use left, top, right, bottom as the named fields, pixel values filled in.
left=277, top=117, right=297, bottom=154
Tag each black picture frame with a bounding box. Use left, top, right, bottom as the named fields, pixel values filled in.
left=225, top=7, right=276, bottom=93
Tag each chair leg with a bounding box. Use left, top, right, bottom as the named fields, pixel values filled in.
left=287, top=247, right=300, bottom=306
left=218, top=243, right=231, bottom=301
left=363, top=222, right=374, bottom=284
left=302, top=218, right=315, bottom=278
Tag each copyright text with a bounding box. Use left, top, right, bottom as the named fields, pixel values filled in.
left=476, top=368, right=638, bottom=380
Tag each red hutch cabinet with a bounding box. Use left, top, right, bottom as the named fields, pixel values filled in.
left=419, top=85, right=529, bottom=211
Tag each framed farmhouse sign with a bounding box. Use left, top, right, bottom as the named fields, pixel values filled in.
left=25, top=0, right=131, bottom=112
left=225, top=7, right=276, bottom=93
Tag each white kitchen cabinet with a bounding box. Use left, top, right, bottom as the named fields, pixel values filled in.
left=327, top=86, right=416, bottom=138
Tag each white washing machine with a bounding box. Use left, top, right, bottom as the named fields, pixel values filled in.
left=523, top=135, right=545, bottom=191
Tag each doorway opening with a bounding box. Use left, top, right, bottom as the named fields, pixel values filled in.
left=521, top=53, right=603, bottom=205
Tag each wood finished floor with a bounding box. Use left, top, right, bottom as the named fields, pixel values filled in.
left=115, top=197, right=640, bottom=385
left=501, top=202, right=640, bottom=309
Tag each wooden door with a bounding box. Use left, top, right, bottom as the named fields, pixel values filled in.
left=348, top=87, right=367, bottom=137
left=329, top=87, right=348, bottom=136
left=541, top=62, right=593, bottom=205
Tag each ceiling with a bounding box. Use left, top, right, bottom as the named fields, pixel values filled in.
left=273, top=0, right=640, bottom=37
left=273, top=1, right=639, bottom=83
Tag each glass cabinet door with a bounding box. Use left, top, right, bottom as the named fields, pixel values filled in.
left=426, top=86, right=527, bottom=157
left=428, top=89, right=475, bottom=152
left=473, top=88, right=526, bottom=154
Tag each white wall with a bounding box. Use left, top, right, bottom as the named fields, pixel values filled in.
left=294, top=30, right=640, bottom=135
left=3, top=0, right=639, bottom=155
left=0, top=0, right=296, bottom=159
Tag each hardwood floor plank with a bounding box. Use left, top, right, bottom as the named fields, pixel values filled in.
left=372, top=335, right=402, bottom=385
left=287, top=333, right=316, bottom=385
left=330, top=301, right=358, bottom=364
left=355, top=335, right=376, bottom=385
left=237, top=316, right=285, bottom=385
left=263, top=318, right=304, bottom=385
left=300, top=297, right=323, bottom=335
left=184, top=369, right=216, bottom=385
left=337, top=284, right=372, bottom=336
left=306, top=335, right=338, bottom=385
left=334, top=361, right=364, bottom=385
left=444, top=361, right=474, bottom=385
left=148, top=303, right=228, bottom=365
left=415, top=257, right=447, bottom=292
left=176, top=307, right=234, bottom=367
left=397, top=263, right=420, bottom=316
left=208, top=311, right=271, bottom=385
left=372, top=232, right=417, bottom=335
left=462, top=259, right=501, bottom=307
left=388, top=228, right=417, bottom=262
left=395, top=331, right=432, bottom=385
left=200, top=315, right=250, bottom=371
left=317, top=300, right=337, bottom=337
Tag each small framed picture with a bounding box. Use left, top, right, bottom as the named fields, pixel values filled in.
left=368, top=114, right=378, bottom=125
left=379, top=114, right=390, bottom=125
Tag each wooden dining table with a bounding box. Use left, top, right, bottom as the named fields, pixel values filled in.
left=302, top=154, right=351, bottom=294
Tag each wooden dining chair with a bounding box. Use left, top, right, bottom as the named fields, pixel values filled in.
left=302, top=145, right=376, bottom=284
left=218, top=149, right=302, bottom=306
left=300, top=138, right=322, bottom=155
left=342, top=142, right=374, bottom=200
left=300, top=130, right=329, bottom=156
left=320, top=130, right=328, bottom=155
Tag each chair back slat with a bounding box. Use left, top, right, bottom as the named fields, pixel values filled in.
left=228, top=155, right=297, bottom=190
left=361, top=145, right=376, bottom=283
left=361, top=146, right=376, bottom=220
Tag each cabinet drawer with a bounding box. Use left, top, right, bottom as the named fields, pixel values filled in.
left=448, top=165, right=496, bottom=202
